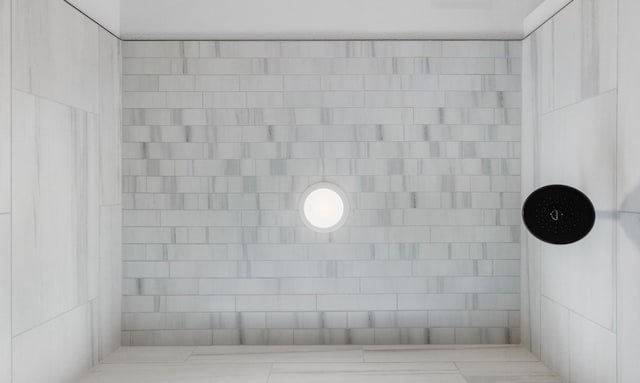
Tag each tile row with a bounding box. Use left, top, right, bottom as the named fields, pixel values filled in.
left=122, top=41, right=522, bottom=59
left=120, top=327, right=519, bottom=346
left=123, top=280, right=519, bottom=296
left=123, top=242, right=520, bottom=261
left=120, top=288, right=519, bottom=313
left=122, top=124, right=521, bottom=143
left=121, top=260, right=520, bottom=279
left=122, top=58, right=522, bottom=76
left=122, top=175, right=521, bottom=193
left=123, top=209, right=520, bottom=227
left=125, top=74, right=521, bottom=93
left=125, top=77, right=523, bottom=96
left=121, top=310, right=520, bottom=330
left=123, top=191, right=521, bottom=211
left=122, top=225, right=519, bottom=244
left=122, top=159, right=521, bottom=179
left=122, top=107, right=521, bottom=126
left=121, top=142, right=520, bottom=160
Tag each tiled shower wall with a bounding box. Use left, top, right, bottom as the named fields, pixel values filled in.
left=121, top=40, right=522, bottom=346
left=522, top=0, right=640, bottom=382
left=1, top=0, right=122, bottom=381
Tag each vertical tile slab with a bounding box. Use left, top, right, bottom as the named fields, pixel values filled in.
left=569, top=312, right=616, bottom=383
left=0, top=0, right=9, bottom=213
left=520, top=30, right=541, bottom=356
left=98, top=204, right=122, bottom=359
left=618, top=0, right=640, bottom=213
left=11, top=91, right=90, bottom=334
left=99, top=29, right=122, bottom=206
left=552, top=0, right=617, bottom=110
left=87, top=112, right=100, bottom=302
left=12, top=303, right=93, bottom=383
left=540, top=297, right=570, bottom=382
left=617, top=212, right=640, bottom=383
left=0, top=214, right=10, bottom=383
left=12, top=0, right=99, bottom=112
left=0, top=0, right=10, bottom=378
left=538, top=91, right=616, bottom=330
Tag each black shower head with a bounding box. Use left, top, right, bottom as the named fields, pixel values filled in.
left=522, top=184, right=596, bottom=245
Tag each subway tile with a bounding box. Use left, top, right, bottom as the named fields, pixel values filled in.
left=317, top=294, right=397, bottom=311
left=443, top=41, right=509, bottom=57
left=123, top=41, right=186, bottom=58
left=236, top=295, right=317, bottom=312
left=119, top=41, right=520, bottom=345
left=161, top=296, right=236, bottom=312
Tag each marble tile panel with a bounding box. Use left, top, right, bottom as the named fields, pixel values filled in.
left=539, top=298, right=569, bottom=382
left=551, top=0, right=617, bottom=110
left=363, top=345, right=538, bottom=362
left=121, top=41, right=521, bottom=344
left=0, top=214, right=10, bottom=382
left=0, top=1, right=9, bottom=381
left=618, top=0, right=640, bottom=213
left=568, top=312, right=616, bottom=383
left=0, top=0, right=9, bottom=213
left=268, top=367, right=465, bottom=383
left=98, top=205, right=122, bottom=359
left=190, top=345, right=364, bottom=363
left=11, top=91, right=91, bottom=334
left=102, top=346, right=195, bottom=363
left=13, top=303, right=93, bottom=383
left=76, top=363, right=272, bottom=383
left=617, top=212, right=640, bottom=383
left=12, top=0, right=99, bottom=112
left=538, top=91, right=616, bottom=329
left=99, top=30, right=122, bottom=206
left=457, top=361, right=555, bottom=377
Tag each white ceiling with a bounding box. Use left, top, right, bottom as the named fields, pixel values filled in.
left=66, top=0, right=558, bottom=40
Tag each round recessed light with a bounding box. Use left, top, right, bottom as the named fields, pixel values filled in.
left=299, top=182, right=349, bottom=233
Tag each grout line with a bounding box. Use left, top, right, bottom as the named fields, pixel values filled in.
left=8, top=0, right=13, bottom=379
left=266, top=363, right=274, bottom=383
left=183, top=346, right=196, bottom=362
left=540, top=294, right=616, bottom=334
left=614, top=0, right=620, bottom=382
left=10, top=301, right=91, bottom=339
left=539, top=88, right=618, bottom=117
left=10, top=88, right=98, bottom=116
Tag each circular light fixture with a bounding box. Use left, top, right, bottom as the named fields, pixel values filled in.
left=299, top=182, right=349, bottom=233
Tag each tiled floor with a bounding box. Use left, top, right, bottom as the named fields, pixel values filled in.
left=75, top=345, right=562, bottom=383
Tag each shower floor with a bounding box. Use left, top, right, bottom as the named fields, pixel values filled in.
left=75, top=345, right=561, bottom=383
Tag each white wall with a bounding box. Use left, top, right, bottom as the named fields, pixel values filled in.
left=65, top=0, right=120, bottom=37
left=120, top=0, right=542, bottom=40
left=120, top=40, right=522, bottom=346
left=0, top=0, right=12, bottom=381
left=617, top=0, right=640, bottom=381
left=522, top=0, right=640, bottom=382
left=1, top=0, right=123, bottom=381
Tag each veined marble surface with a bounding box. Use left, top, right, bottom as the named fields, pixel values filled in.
left=75, top=345, right=561, bottom=383
left=8, top=0, right=123, bottom=382
left=521, top=0, right=623, bottom=382
left=120, top=39, right=523, bottom=346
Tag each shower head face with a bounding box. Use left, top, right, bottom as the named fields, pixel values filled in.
left=522, top=184, right=596, bottom=245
